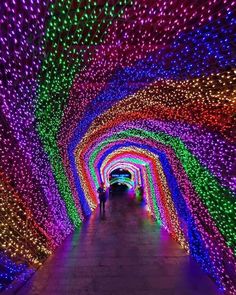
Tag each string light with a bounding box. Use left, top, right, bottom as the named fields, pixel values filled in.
left=0, top=0, right=235, bottom=292
left=73, top=127, right=236, bottom=292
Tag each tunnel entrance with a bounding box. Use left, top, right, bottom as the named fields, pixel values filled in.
left=109, top=168, right=132, bottom=180
left=109, top=168, right=132, bottom=197
left=110, top=183, right=129, bottom=196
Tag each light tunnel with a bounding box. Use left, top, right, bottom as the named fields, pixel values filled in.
left=0, top=0, right=235, bottom=293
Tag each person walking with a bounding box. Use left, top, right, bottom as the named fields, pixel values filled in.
left=97, top=182, right=106, bottom=215
left=135, top=184, right=144, bottom=202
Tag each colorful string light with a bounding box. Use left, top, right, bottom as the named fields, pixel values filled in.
left=0, top=0, right=235, bottom=293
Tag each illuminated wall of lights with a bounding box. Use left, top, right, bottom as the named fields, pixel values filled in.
left=73, top=128, right=236, bottom=289
left=0, top=0, right=235, bottom=293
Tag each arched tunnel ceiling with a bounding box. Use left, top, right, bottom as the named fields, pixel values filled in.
left=0, top=0, right=236, bottom=293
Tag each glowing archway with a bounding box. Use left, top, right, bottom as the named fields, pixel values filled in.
left=1, top=1, right=235, bottom=293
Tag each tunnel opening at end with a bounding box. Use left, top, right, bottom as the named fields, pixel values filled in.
left=109, top=168, right=132, bottom=180
left=110, top=182, right=130, bottom=196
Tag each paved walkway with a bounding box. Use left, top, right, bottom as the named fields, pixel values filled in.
left=16, top=195, right=219, bottom=295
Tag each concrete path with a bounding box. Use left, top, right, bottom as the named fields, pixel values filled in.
left=16, top=195, right=219, bottom=295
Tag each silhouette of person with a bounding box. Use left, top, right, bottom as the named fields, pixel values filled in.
left=97, top=182, right=106, bottom=215
left=136, top=184, right=144, bottom=202
left=108, top=185, right=113, bottom=198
